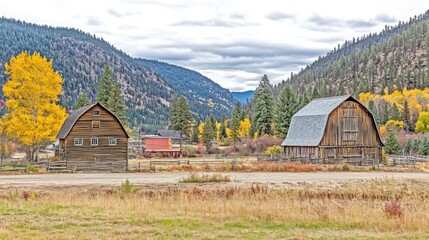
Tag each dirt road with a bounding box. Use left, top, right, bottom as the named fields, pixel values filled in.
left=0, top=172, right=428, bottom=188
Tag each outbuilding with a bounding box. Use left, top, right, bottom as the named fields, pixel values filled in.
left=281, top=95, right=383, bottom=164
left=56, top=103, right=129, bottom=172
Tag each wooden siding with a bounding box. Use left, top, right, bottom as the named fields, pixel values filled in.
left=284, top=100, right=382, bottom=162
left=60, top=106, right=128, bottom=172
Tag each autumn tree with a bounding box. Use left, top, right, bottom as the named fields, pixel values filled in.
left=415, top=112, right=429, bottom=133
left=2, top=52, right=67, bottom=161
left=74, top=92, right=91, bottom=109
left=253, top=74, right=274, bottom=136
left=238, top=117, right=251, bottom=139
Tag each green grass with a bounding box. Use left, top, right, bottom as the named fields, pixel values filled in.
left=179, top=173, right=232, bottom=183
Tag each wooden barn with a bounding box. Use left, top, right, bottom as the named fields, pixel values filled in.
left=56, top=103, right=129, bottom=172
left=281, top=95, right=383, bottom=164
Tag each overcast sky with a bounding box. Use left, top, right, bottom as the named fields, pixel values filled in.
left=1, top=0, right=429, bottom=91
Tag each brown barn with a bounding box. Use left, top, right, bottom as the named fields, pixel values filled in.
left=56, top=103, right=129, bottom=172
left=281, top=95, right=383, bottom=164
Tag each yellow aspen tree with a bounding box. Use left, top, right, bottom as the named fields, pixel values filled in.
left=3, top=52, right=67, bottom=161
left=238, top=117, right=251, bottom=139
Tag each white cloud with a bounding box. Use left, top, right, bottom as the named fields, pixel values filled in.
left=0, top=0, right=428, bottom=91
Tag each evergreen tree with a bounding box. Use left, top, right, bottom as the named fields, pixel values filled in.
left=402, top=99, right=412, bottom=131
left=201, top=116, right=215, bottom=153
left=390, top=103, right=401, bottom=121
left=384, top=127, right=400, bottom=155
left=96, top=65, right=115, bottom=106
left=382, top=102, right=389, bottom=124
left=253, top=75, right=274, bottom=136
left=404, top=139, right=413, bottom=155
left=229, top=103, right=242, bottom=148
left=210, top=115, right=217, bottom=133
left=108, top=85, right=127, bottom=124
left=368, top=100, right=380, bottom=124
left=219, top=114, right=227, bottom=139
left=169, top=96, right=193, bottom=141
left=74, top=92, right=91, bottom=109
left=419, top=137, right=429, bottom=156
left=192, top=118, right=200, bottom=143
left=274, top=86, right=299, bottom=138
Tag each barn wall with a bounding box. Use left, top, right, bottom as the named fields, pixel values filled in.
left=62, top=105, right=128, bottom=172
left=284, top=146, right=318, bottom=159
left=319, top=100, right=382, bottom=161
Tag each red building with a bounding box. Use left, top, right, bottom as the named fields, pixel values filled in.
left=142, top=135, right=181, bottom=157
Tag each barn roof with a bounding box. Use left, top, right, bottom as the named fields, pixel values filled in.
left=281, top=95, right=381, bottom=147
left=56, top=103, right=130, bottom=139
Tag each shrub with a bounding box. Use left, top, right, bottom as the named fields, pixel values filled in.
left=245, top=136, right=283, bottom=154
left=384, top=200, right=404, bottom=219
left=182, top=146, right=196, bottom=157
left=119, top=179, right=139, bottom=196
left=26, top=164, right=37, bottom=173
left=179, top=173, right=231, bottom=183
left=262, top=145, right=283, bottom=158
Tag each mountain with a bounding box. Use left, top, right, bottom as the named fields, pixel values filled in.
left=232, top=91, right=255, bottom=104
left=275, top=10, right=429, bottom=99
left=136, top=59, right=236, bottom=119
left=0, top=17, right=235, bottom=132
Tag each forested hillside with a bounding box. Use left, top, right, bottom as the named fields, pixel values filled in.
left=0, top=18, right=235, bottom=132
left=232, top=91, right=255, bottom=104
left=136, top=59, right=235, bottom=118
left=275, top=10, right=429, bottom=98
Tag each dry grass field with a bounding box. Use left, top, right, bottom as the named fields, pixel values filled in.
left=0, top=178, right=428, bottom=239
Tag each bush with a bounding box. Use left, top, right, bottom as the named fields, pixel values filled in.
left=119, top=179, right=139, bottom=196
left=245, top=136, right=283, bottom=154
left=384, top=200, right=404, bottom=219
left=182, top=146, right=196, bottom=157
left=179, top=173, right=231, bottom=183
left=26, top=164, right=37, bottom=173
left=262, top=145, right=283, bottom=158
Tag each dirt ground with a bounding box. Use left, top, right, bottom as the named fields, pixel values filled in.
left=0, top=172, right=428, bottom=189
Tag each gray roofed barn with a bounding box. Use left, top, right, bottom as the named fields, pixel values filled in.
left=281, top=95, right=383, bottom=164
left=156, top=130, right=184, bottom=139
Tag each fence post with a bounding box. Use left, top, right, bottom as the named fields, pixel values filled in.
left=138, top=162, right=141, bottom=173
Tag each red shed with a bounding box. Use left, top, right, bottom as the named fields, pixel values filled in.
left=141, top=135, right=181, bottom=157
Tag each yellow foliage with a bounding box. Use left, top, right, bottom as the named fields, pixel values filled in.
left=238, top=117, right=251, bottom=139
left=385, top=120, right=404, bottom=131
left=416, top=112, right=429, bottom=133
left=226, top=128, right=232, bottom=140
left=215, top=122, right=221, bottom=142
left=198, top=123, right=204, bottom=142
left=379, top=125, right=387, bottom=137
left=2, top=51, right=67, bottom=150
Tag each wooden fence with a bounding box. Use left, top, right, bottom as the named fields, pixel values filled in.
left=257, top=156, right=378, bottom=166
left=387, top=155, right=429, bottom=166
left=129, top=159, right=233, bottom=172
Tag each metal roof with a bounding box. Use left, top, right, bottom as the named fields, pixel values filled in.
left=156, top=130, right=183, bottom=139
left=281, top=95, right=379, bottom=147
left=56, top=103, right=130, bottom=139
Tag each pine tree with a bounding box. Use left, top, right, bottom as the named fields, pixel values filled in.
left=402, top=99, right=412, bottom=131
left=169, top=96, right=193, bottom=141
left=368, top=100, right=380, bottom=124
left=390, top=103, right=400, bottom=121
left=419, top=137, right=429, bottom=156
left=74, top=92, right=91, bottom=109
left=108, top=85, right=127, bottom=124
left=384, top=127, right=400, bottom=155
left=253, top=75, right=274, bottom=136
left=382, top=102, right=389, bottom=124
left=229, top=103, right=242, bottom=148
left=219, top=114, right=227, bottom=139
left=201, top=116, right=215, bottom=153
left=274, top=86, right=299, bottom=138
left=404, top=139, right=413, bottom=155
left=96, top=65, right=115, bottom=107
left=192, top=118, right=200, bottom=143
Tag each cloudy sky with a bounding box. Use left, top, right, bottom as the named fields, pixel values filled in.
left=1, top=0, right=429, bottom=91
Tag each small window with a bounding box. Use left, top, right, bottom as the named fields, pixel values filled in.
left=108, top=138, right=117, bottom=145
left=74, top=138, right=83, bottom=146
left=92, top=121, right=100, bottom=129
left=91, top=138, right=99, bottom=146
left=93, top=110, right=101, bottom=116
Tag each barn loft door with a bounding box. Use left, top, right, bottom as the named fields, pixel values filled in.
left=342, top=105, right=358, bottom=141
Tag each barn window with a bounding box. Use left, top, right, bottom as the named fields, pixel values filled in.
left=91, top=138, right=99, bottom=146
left=92, top=121, right=100, bottom=129
left=342, top=106, right=358, bottom=141
left=93, top=110, right=100, bottom=116
left=74, top=138, right=83, bottom=146
left=108, top=138, right=117, bottom=145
